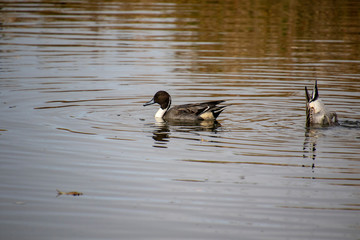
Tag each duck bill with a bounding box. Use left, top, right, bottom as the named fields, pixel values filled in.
left=143, top=98, right=155, bottom=106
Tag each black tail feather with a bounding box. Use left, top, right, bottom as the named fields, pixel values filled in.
left=305, top=86, right=310, bottom=103
left=212, top=106, right=226, bottom=119
left=312, top=80, right=319, bottom=101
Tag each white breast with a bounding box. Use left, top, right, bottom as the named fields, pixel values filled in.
left=155, top=108, right=167, bottom=119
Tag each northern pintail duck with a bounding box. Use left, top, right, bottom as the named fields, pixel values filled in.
left=143, top=91, right=226, bottom=121
left=305, top=80, right=338, bottom=127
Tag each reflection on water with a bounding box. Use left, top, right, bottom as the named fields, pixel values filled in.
left=341, top=120, right=360, bottom=129
left=150, top=120, right=222, bottom=148
left=303, top=128, right=318, bottom=169
left=1, top=0, right=360, bottom=240
left=151, top=122, right=170, bottom=147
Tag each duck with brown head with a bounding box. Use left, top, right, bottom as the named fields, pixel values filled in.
left=144, top=91, right=226, bottom=122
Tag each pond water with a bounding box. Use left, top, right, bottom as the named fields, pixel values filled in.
left=1, top=0, right=360, bottom=239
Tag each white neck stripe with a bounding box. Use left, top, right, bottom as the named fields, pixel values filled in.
left=155, top=108, right=167, bottom=118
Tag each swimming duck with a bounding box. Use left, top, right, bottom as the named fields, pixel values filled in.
left=143, top=91, right=226, bottom=122
left=305, top=80, right=338, bottom=127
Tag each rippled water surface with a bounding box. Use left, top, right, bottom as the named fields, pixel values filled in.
left=1, top=1, right=360, bottom=239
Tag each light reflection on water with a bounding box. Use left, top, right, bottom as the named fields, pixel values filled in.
left=1, top=0, right=360, bottom=239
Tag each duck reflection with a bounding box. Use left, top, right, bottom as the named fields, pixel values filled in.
left=303, top=127, right=319, bottom=171
left=152, top=121, right=170, bottom=144
left=150, top=118, right=222, bottom=148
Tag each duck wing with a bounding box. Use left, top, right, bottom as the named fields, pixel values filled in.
left=170, top=100, right=226, bottom=120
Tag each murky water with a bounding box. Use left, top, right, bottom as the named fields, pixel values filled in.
left=1, top=0, right=360, bottom=239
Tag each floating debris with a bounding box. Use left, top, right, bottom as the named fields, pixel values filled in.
left=56, top=189, right=83, bottom=197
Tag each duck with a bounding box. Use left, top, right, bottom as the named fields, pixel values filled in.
left=305, top=80, right=338, bottom=127
left=143, top=91, right=226, bottom=122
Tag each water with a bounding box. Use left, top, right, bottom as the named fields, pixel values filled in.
left=1, top=0, right=360, bottom=239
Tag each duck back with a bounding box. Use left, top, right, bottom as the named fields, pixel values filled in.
left=164, top=101, right=225, bottom=122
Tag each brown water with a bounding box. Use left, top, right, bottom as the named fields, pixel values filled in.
left=1, top=0, right=360, bottom=239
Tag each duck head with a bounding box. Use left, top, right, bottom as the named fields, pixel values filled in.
left=144, top=91, right=171, bottom=109
left=143, top=90, right=172, bottom=119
